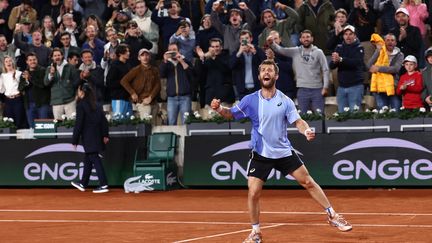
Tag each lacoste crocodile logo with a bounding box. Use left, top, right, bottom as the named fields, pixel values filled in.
left=123, top=175, right=154, bottom=193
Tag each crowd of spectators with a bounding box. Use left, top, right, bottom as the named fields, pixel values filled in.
left=0, top=0, right=432, bottom=129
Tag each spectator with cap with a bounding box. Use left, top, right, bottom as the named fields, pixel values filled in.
left=152, top=0, right=189, bottom=50
left=123, top=20, right=153, bottom=67
left=210, top=1, right=256, bottom=54
left=367, top=33, right=404, bottom=110
left=120, top=48, right=160, bottom=120
left=397, top=55, right=423, bottom=109
left=257, top=3, right=299, bottom=49
left=422, top=47, right=432, bottom=108
left=169, top=19, right=196, bottom=63
left=160, top=43, right=193, bottom=125
left=106, top=9, right=132, bottom=40
left=8, top=0, right=37, bottom=32
left=373, top=0, right=400, bottom=35
left=389, top=8, right=422, bottom=63
left=106, top=43, right=132, bottom=117
left=330, top=25, right=365, bottom=112
left=133, top=0, right=159, bottom=55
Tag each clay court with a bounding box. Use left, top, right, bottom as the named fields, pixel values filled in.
left=0, top=188, right=431, bottom=242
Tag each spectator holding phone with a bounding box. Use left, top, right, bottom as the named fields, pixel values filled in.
left=397, top=55, right=424, bottom=109
left=169, top=20, right=195, bottom=63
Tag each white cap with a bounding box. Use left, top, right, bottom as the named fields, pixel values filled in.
left=403, top=55, right=417, bottom=64
left=395, top=7, right=409, bottom=17
left=343, top=25, right=355, bottom=33
left=138, top=48, right=151, bottom=56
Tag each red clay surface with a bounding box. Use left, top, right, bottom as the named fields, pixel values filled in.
left=0, top=189, right=431, bottom=242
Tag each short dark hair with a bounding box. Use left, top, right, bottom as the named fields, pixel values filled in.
left=300, top=29, right=313, bottom=38
left=67, top=52, right=80, bottom=60
left=240, top=29, right=252, bottom=38
left=51, top=47, right=64, bottom=57
left=259, top=59, right=279, bottom=74
left=60, top=32, right=71, bottom=38
left=116, top=43, right=129, bottom=56
left=25, top=52, right=37, bottom=60
left=80, top=49, right=94, bottom=57
left=209, top=38, right=223, bottom=46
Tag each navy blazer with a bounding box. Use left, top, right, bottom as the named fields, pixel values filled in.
left=72, top=100, right=109, bottom=153
left=230, top=46, right=266, bottom=97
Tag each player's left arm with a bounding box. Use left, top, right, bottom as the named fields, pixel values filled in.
left=295, top=118, right=315, bottom=141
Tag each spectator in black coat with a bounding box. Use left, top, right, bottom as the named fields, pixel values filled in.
left=123, top=20, right=153, bottom=67
left=78, top=49, right=105, bottom=106
left=71, top=83, right=110, bottom=193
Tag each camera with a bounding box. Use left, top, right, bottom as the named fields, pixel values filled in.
left=241, top=39, right=248, bottom=46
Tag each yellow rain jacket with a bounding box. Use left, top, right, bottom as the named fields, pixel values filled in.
left=370, top=34, right=395, bottom=95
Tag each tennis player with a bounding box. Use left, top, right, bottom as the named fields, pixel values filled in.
left=211, top=59, right=352, bottom=243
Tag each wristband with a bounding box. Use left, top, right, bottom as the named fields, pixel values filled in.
left=304, top=128, right=312, bottom=136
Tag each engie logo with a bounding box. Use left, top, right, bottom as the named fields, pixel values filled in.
left=332, top=138, right=432, bottom=181
left=23, top=143, right=98, bottom=181
left=209, top=141, right=301, bottom=181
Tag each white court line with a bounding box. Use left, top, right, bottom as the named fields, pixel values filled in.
left=0, top=219, right=431, bottom=229
left=173, top=224, right=284, bottom=243
left=1, top=209, right=432, bottom=217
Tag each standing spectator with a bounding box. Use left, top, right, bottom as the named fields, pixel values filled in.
left=160, top=43, right=193, bottom=125
left=71, top=83, right=110, bottom=194
left=367, top=33, right=403, bottom=110
left=120, top=48, right=160, bottom=120
left=58, top=0, right=83, bottom=27
left=0, top=55, right=27, bottom=128
left=101, top=28, right=120, bottom=85
left=203, top=38, right=235, bottom=105
left=40, top=16, right=57, bottom=48
left=297, top=0, right=335, bottom=55
left=79, top=15, right=105, bottom=43
left=123, top=20, right=153, bottom=67
left=422, top=47, right=432, bottom=108
left=258, top=3, right=299, bottom=49
left=169, top=20, right=196, bottom=63
left=269, top=29, right=330, bottom=113
left=327, top=8, right=349, bottom=52
left=44, top=48, right=80, bottom=120
left=152, top=0, right=189, bottom=50
left=19, top=52, right=50, bottom=128
left=330, top=25, right=365, bottom=112
left=133, top=0, right=159, bottom=54
left=8, top=0, right=37, bottom=32
left=59, top=32, right=81, bottom=60
left=67, top=52, right=80, bottom=68
left=81, top=25, right=105, bottom=65
left=230, top=30, right=266, bottom=99
left=210, top=2, right=256, bottom=54
left=0, top=0, right=12, bottom=42
left=373, top=0, right=399, bottom=35
left=106, top=44, right=132, bottom=117
left=54, top=13, right=81, bottom=47
left=0, top=34, right=15, bottom=71
left=181, top=0, right=205, bottom=32
left=397, top=55, right=424, bottom=109
left=14, top=29, right=52, bottom=69
left=39, top=0, right=61, bottom=23
left=265, top=30, right=296, bottom=99
left=78, top=49, right=105, bottom=106
left=389, top=8, right=422, bottom=62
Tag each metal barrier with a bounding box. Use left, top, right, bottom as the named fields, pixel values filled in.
left=189, top=129, right=246, bottom=136
left=327, top=125, right=390, bottom=133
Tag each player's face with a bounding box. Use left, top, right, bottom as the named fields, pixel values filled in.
left=259, top=64, right=278, bottom=89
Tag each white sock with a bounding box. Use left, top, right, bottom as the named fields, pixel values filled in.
left=325, top=206, right=336, bottom=218
left=252, top=223, right=260, bottom=232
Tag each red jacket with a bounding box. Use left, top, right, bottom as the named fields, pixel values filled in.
left=397, top=71, right=424, bottom=108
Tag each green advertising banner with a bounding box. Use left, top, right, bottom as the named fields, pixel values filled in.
left=184, top=132, right=432, bottom=186
left=0, top=137, right=145, bottom=186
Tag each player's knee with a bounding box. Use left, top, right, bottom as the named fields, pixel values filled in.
left=248, top=189, right=261, bottom=201
left=299, top=177, right=315, bottom=190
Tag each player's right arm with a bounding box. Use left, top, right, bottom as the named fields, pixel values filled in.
left=211, top=98, right=233, bottom=119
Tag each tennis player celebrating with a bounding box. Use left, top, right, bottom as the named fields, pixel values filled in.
left=211, top=59, right=352, bottom=243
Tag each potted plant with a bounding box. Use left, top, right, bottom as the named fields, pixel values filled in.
left=394, top=107, right=425, bottom=132
left=55, top=113, right=76, bottom=138
left=298, top=109, right=324, bottom=134
left=424, top=107, right=432, bottom=131
left=185, top=110, right=231, bottom=136
left=108, top=113, right=152, bottom=137
left=325, top=106, right=374, bottom=133
left=0, top=117, right=17, bottom=139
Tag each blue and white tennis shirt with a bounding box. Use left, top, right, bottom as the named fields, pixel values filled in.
left=230, top=89, right=300, bottom=159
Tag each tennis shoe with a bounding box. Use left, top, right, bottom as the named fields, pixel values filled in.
left=243, top=230, right=263, bottom=243
left=71, top=181, right=85, bottom=192
left=93, top=185, right=109, bottom=193
left=328, top=213, right=352, bottom=232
